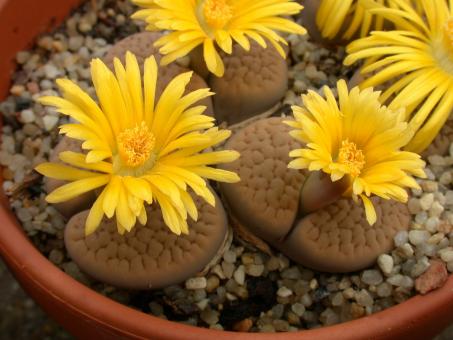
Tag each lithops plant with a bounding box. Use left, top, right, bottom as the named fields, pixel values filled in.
left=221, top=81, right=426, bottom=272
left=131, top=0, right=306, bottom=124
left=35, top=52, right=240, bottom=288
left=103, top=32, right=214, bottom=117
left=220, top=117, right=307, bottom=243
left=65, top=189, right=230, bottom=289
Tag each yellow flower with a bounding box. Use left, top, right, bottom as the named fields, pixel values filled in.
left=131, top=0, right=306, bottom=77
left=345, top=0, right=453, bottom=153
left=35, top=52, right=240, bottom=236
left=285, top=80, right=426, bottom=225
left=316, top=0, right=393, bottom=40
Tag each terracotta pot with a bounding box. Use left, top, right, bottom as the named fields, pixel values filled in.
left=1, top=0, right=453, bottom=339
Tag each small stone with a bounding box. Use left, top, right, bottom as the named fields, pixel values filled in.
left=439, top=248, right=453, bottom=262
left=48, top=249, right=64, bottom=265
left=43, top=64, right=61, bottom=79
left=271, top=304, right=285, bottom=319
left=355, top=289, right=374, bottom=307
left=377, top=254, right=394, bottom=275
left=68, top=36, right=85, bottom=51
left=291, top=302, right=305, bottom=316
left=376, top=282, right=392, bottom=297
left=398, top=243, right=414, bottom=258
left=20, top=109, right=35, bottom=123
left=420, top=180, right=438, bottom=193
left=281, top=267, right=302, bottom=280
left=300, top=293, right=313, bottom=307
left=245, top=264, right=264, bottom=277
left=430, top=201, right=444, bottom=217
left=273, top=319, right=290, bottom=332
left=331, top=292, right=344, bottom=306
left=408, top=230, right=430, bottom=246
left=407, top=198, right=421, bottom=214
left=200, top=308, right=219, bottom=325
left=277, top=286, right=293, bottom=298
left=419, top=193, right=434, bottom=210
left=233, top=265, right=245, bottom=286
left=266, top=256, right=280, bottom=271
left=319, top=308, right=339, bottom=325
left=447, top=261, right=453, bottom=273
left=411, top=257, right=430, bottom=277
left=196, top=298, right=209, bottom=311
left=415, top=260, right=448, bottom=294
left=445, top=191, right=453, bottom=205
left=361, top=270, right=383, bottom=286
left=185, top=277, right=207, bottom=290
left=428, top=155, right=446, bottom=166
left=427, top=233, right=444, bottom=245
left=221, top=261, right=235, bottom=279
left=206, top=275, right=220, bottom=293
left=387, top=274, right=414, bottom=288
left=233, top=319, right=253, bottom=332
left=10, top=84, right=25, bottom=96
left=394, top=231, right=408, bottom=247
left=16, top=51, right=31, bottom=64
left=425, top=217, right=439, bottom=233
left=350, top=303, right=365, bottom=319
left=439, top=171, right=452, bottom=185
left=223, top=250, right=236, bottom=264
left=42, top=115, right=59, bottom=131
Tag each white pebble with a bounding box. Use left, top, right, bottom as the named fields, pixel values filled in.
left=185, top=277, right=207, bottom=290
left=387, top=274, right=414, bottom=288
left=355, top=289, right=374, bottom=307
left=277, top=286, right=293, bottom=298
left=445, top=191, right=453, bottom=205
left=408, top=230, right=430, bottom=246
left=223, top=250, right=236, bottom=264
left=439, top=248, right=453, bottom=262
left=233, top=265, right=245, bottom=286
left=428, top=155, right=446, bottom=166
left=430, top=201, right=444, bottom=217
left=361, top=270, right=383, bottom=286
left=43, top=64, right=61, bottom=79
left=42, top=115, right=59, bottom=131
left=439, top=171, right=452, bottom=185
left=245, top=264, right=264, bottom=277
left=419, top=193, right=434, bottom=210
left=398, top=243, right=414, bottom=258
left=20, top=109, right=35, bottom=123
left=377, top=254, right=394, bottom=275
left=394, top=231, right=408, bottom=247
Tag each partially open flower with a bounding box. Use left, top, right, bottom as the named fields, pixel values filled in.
left=131, top=0, right=306, bottom=77
left=35, top=52, right=240, bottom=236
left=345, top=0, right=453, bottom=153
left=286, top=80, right=426, bottom=225
left=315, top=0, right=389, bottom=40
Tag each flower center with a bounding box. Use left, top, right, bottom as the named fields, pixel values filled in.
left=117, top=122, right=155, bottom=168
left=202, top=0, right=233, bottom=29
left=338, top=139, right=365, bottom=177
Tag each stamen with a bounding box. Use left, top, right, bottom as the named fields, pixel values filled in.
left=338, top=139, right=365, bottom=177
left=202, top=0, right=233, bottom=29
left=117, top=122, right=155, bottom=168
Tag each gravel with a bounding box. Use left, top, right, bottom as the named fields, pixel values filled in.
left=1, top=0, right=453, bottom=335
